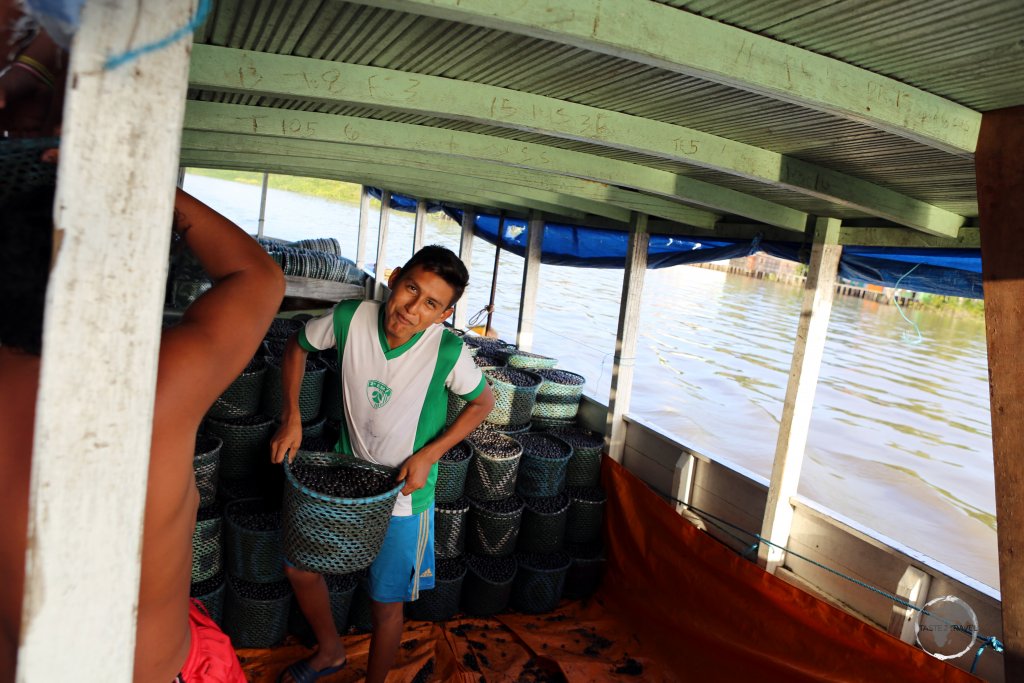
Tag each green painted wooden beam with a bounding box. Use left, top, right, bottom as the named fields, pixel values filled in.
left=349, top=0, right=981, bottom=156
left=652, top=221, right=981, bottom=249
left=182, top=126, right=717, bottom=228
left=184, top=100, right=806, bottom=231
left=179, top=149, right=596, bottom=221
left=189, top=45, right=962, bottom=237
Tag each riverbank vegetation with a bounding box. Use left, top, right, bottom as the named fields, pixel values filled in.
left=187, top=168, right=363, bottom=203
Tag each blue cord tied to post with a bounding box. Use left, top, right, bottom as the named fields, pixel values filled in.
left=104, top=0, right=211, bottom=70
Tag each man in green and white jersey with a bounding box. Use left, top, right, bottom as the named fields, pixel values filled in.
left=271, top=245, right=494, bottom=683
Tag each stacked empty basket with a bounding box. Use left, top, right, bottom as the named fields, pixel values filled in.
left=190, top=435, right=225, bottom=621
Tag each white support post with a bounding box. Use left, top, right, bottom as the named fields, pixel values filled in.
left=672, top=451, right=706, bottom=530
left=605, top=213, right=649, bottom=463
left=413, top=198, right=426, bottom=255
left=17, top=1, right=193, bottom=681
left=356, top=185, right=370, bottom=270
left=257, top=171, right=269, bottom=238
left=758, top=217, right=842, bottom=574
left=374, top=190, right=392, bottom=300
left=455, top=207, right=475, bottom=330
left=516, top=211, right=544, bottom=351
left=888, top=566, right=932, bottom=644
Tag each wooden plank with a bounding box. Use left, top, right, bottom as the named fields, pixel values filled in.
left=620, top=444, right=674, bottom=493
left=758, top=217, right=842, bottom=574
left=184, top=100, right=807, bottom=231
left=605, top=213, right=649, bottom=462
left=455, top=207, right=475, bottom=330
left=257, top=171, right=269, bottom=238
left=189, top=45, right=964, bottom=235
left=179, top=140, right=621, bottom=221
left=17, top=0, right=194, bottom=680
left=357, top=0, right=981, bottom=155
left=977, top=104, right=1024, bottom=681
left=374, top=190, right=391, bottom=299
left=413, top=198, right=426, bottom=255
left=284, top=276, right=365, bottom=303
left=356, top=185, right=370, bottom=270
left=516, top=211, right=543, bottom=351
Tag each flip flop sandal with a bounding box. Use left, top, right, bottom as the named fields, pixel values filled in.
left=278, top=656, right=347, bottom=683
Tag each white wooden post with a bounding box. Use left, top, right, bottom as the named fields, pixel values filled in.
left=257, top=171, right=269, bottom=238
left=758, top=217, right=842, bottom=574
left=17, top=1, right=193, bottom=680
left=455, top=207, right=475, bottom=330
left=605, top=213, right=649, bottom=462
left=413, top=198, right=426, bottom=255
left=374, top=190, right=392, bottom=300
left=356, top=185, right=370, bottom=270
left=516, top=211, right=544, bottom=351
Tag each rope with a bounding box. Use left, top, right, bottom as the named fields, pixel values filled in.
left=649, top=485, right=1003, bottom=671
left=891, top=263, right=923, bottom=345
left=104, top=0, right=211, bottom=70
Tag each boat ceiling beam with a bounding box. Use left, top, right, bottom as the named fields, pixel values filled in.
left=183, top=100, right=806, bottom=231
left=179, top=150, right=588, bottom=222
left=353, top=0, right=982, bottom=156
left=181, top=126, right=717, bottom=228
left=189, top=45, right=964, bottom=237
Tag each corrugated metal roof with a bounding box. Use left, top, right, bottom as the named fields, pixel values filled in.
left=184, top=0, right=1021, bottom=239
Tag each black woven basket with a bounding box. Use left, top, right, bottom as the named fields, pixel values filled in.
left=546, top=427, right=604, bottom=488
left=406, top=557, right=467, bottom=622
left=530, top=416, right=577, bottom=431
left=565, top=487, right=606, bottom=544
left=202, top=414, right=275, bottom=481
left=507, top=350, right=558, bottom=371
left=321, top=361, right=343, bottom=422
left=511, top=551, right=571, bottom=614
left=563, top=542, right=606, bottom=600
left=484, top=368, right=543, bottom=427
left=216, top=476, right=264, bottom=506
left=265, top=317, right=304, bottom=342
left=436, top=441, right=473, bottom=503
left=282, top=453, right=402, bottom=574
left=532, top=369, right=586, bottom=420
left=191, top=505, right=223, bottom=583
left=465, top=432, right=522, bottom=501
left=190, top=572, right=226, bottom=626
left=517, top=493, right=570, bottom=554
left=435, top=496, right=470, bottom=560
left=225, top=497, right=284, bottom=584
left=472, top=421, right=530, bottom=437
left=208, top=356, right=267, bottom=420
left=347, top=579, right=374, bottom=633
left=0, top=137, right=58, bottom=205
left=461, top=554, right=517, bottom=616
left=514, top=433, right=573, bottom=498
left=289, top=571, right=361, bottom=641
left=223, top=576, right=292, bottom=648
left=467, top=496, right=524, bottom=557
left=261, top=356, right=326, bottom=423
left=193, top=435, right=222, bottom=509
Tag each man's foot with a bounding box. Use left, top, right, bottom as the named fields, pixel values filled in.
left=277, top=652, right=348, bottom=683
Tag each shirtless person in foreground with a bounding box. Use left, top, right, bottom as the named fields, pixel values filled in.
left=0, top=182, right=285, bottom=682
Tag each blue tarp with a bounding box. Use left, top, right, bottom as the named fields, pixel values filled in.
left=368, top=189, right=984, bottom=299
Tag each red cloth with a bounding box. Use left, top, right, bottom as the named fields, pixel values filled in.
left=180, top=599, right=247, bottom=682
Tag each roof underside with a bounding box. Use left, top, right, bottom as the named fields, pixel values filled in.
left=181, top=0, right=1024, bottom=247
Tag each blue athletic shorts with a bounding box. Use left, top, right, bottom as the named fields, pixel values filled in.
left=367, top=504, right=435, bottom=603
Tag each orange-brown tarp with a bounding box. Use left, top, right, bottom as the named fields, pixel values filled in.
left=238, top=459, right=980, bottom=682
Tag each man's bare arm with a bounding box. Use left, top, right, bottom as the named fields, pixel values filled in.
left=158, top=189, right=285, bottom=421
left=270, top=333, right=308, bottom=464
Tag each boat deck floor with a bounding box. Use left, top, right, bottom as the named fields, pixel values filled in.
left=237, top=460, right=980, bottom=682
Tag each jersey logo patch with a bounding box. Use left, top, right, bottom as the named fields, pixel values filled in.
left=367, top=379, right=393, bottom=409
left=420, top=568, right=433, bottom=578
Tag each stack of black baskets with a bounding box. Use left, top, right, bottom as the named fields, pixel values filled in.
left=410, top=334, right=608, bottom=621
left=189, top=317, right=607, bottom=641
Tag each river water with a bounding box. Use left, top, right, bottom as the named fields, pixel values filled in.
left=185, top=174, right=998, bottom=589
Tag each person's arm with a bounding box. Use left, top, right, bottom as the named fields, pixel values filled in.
left=270, top=333, right=308, bottom=464
left=157, top=189, right=285, bottom=422
left=397, top=383, right=495, bottom=496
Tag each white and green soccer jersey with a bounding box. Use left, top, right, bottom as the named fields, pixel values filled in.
left=298, top=300, right=485, bottom=516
